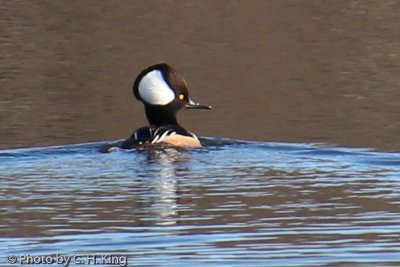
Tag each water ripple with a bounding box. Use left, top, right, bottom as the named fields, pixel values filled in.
left=1, top=139, right=400, bottom=266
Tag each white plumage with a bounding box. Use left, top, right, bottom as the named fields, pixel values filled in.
left=138, top=70, right=175, bottom=105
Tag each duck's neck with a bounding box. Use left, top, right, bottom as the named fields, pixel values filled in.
left=145, top=105, right=178, bottom=126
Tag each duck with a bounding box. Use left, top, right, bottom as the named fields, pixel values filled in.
left=119, top=63, right=211, bottom=149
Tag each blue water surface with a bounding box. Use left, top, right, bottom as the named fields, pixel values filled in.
left=1, top=138, right=400, bottom=266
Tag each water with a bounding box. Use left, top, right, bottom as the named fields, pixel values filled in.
left=2, top=1, right=400, bottom=266
left=1, top=139, right=400, bottom=266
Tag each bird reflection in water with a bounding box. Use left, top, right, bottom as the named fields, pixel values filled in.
left=137, top=147, right=191, bottom=226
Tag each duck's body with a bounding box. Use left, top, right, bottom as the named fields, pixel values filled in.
left=119, top=63, right=211, bottom=149
left=120, top=125, right=201, bottom=148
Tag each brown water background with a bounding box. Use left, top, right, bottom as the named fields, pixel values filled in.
left=1, top=0, right=400, bottom=151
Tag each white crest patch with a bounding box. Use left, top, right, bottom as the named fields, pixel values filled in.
left=138, top=70, right=175, bottom=105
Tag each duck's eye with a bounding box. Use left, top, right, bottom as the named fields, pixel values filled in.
left=178, top=94, right=185, bottom=100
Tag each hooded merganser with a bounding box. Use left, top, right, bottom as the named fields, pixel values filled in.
left=119, top=63, right=211, bottom=149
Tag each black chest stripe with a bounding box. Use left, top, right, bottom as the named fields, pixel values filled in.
left=151, top=128, right=176, bottom=144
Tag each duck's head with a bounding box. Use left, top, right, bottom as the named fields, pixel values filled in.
left=133, top=63, right=211, bottom=126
